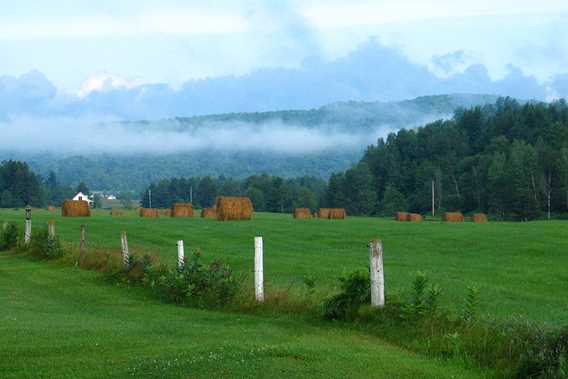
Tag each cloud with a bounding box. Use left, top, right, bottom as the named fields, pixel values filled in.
left=0, top=117, right=399, bottom=155
left=0, top=39, right=565, bottom=121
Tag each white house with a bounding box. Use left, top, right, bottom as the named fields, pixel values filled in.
left=72, top=192, right=93, bottom=207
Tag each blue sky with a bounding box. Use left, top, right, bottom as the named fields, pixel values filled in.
left=2, top=0, right=568, bottom=91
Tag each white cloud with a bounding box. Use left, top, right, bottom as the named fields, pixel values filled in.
left=78, top=73, right=145, bottom=97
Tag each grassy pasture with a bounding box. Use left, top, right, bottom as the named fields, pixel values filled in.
left=0, top=208, right=567, bottom=324
left=0, top=253, right=484, bottom=378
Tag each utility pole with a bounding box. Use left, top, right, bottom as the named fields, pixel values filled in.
left=431, top=179, right=435, bottom=218
left=190, top=186, right=193, bottom=204
left=148, top=189, right=152, bottom=208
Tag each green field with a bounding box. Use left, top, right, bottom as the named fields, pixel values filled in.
left=1, top=208, right=567, bottom=378
left=0, top=251, right=484, bottom=378
left=1, top=209, right=566, bottom=324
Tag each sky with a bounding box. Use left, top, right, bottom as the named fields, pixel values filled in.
left=1, top=0, right=568, bottom=120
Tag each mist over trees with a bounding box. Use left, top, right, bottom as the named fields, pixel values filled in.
left=326, top=97, right=568, bottom=220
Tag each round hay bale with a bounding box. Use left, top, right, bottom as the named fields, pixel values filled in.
left=408, top=213, right=423, bottom=222
left=472, top=213, right=488, bottom=223
left=171, top=203, right=193, bottom=217
left=139, top=208, right=160, bottom=218
left=396, top=212, right=410, bottom=221
left=110, top=208, right=124, bottom=217
left=62, top=200, right=91, bottom=217
left=201, top=208, right=217, bottom=218
left=317, top=208, right=331, bottom=219
left=293, top=208, right=311, bottom=219
left=328, top=208, right=346, bottom=219
left=215, top=197, right=253, bottom=221
left=443, top=212, right=464, bottom=222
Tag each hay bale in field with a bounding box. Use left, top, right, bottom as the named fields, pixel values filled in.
left=328, top=208, right=346, bottom=219
left=139, top=208, right=160, bottom=218
left=293, top=208, right=311, bottom=219
left=110, top=208, right=124, bottom=217
left=396, top=212, right=410, bottom=221
left=443, top=212, right=464, bottom=222
left=472, top=213, right=488, bottom=223
left=317, top=208, right=331, bottom=219
left=201, top=208, right=217, bottom=218
left=61, top=200, right=91, bottom=217
left=47, top=205, right=56, bottom=212
left=215, top=196, right=253, bottom=221
left=161, top=209, right=171, bottom=217
left=171, top=203, right=193, bottom=217
left=408, top=213, right=423, bottom=222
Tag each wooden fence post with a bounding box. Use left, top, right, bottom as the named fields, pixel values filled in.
left=254, top=236, right=264, bottom=302
left=369, top=239, right=385, bottom=308
left=121, top=231, right=129, bottom=270
left=177, top=240, right=185, bottom=271
left=47, top=220, right=56, bottom=239
left=78, top=225, right=86, bottom=264
left=24, top=206, right=32, bottom=245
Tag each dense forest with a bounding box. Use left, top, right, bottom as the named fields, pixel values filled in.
left=141, top=175, right=327, bottom=212
left=326, top=97, right=568, bottom=220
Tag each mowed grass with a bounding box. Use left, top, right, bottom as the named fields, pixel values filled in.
left=0, top=253, right=484, bottom=379
left=1, top=208, right=567, bottom=324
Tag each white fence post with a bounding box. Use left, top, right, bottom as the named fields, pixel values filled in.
left=47, top=220, right=55, bottom=239
left=177, top=240, right=185, bottom=271
left=369, top=239, right=385, bottom=308
left=79, top=225, right=86, bottom=264
left=121, top=231, right=130, bottom=270
left=24, top=206, right=32, bottom=245
left=254, top=236, right=264, bottom=302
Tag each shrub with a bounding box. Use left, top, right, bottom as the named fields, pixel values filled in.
left=323, top=270, right=370, bottom=320
left=150, top=251, right=239, bottom=308
left=29, top=230, right=65, bottom=259
left=0, top=222, right=18, bottom=250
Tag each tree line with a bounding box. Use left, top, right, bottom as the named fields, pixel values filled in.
left=0, top=160, right=90, bottom=208
left=325, top=97, right=568, bottom=220
left=140, top=175, right=327, bottom=212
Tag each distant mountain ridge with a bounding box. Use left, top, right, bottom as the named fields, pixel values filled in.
left=2, top=94, right=500, bottom=191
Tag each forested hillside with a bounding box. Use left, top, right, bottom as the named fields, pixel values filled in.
left=326, top=98, right=568, bottom=220
left=2, top=94, right=497, bottom=191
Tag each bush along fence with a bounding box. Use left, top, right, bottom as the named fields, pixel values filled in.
left=1, top=213, right=568, bottom=378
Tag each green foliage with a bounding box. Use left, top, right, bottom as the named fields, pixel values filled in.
left=323, top=270, right=370, bottom=320
left=332, top=98, right=568, bottom=218
left=462, top=285, right=481, bottom=323
left=0, top=160, right=45, bottom=207
left=148, top=252, right=239, bottom=308
left=380, top=184, right=407, bottom=216
left=29, top=230, right=65, bottom=259
left=142, top=174, right=326, bottom=212
left=0, top=222, right=18, bottom=250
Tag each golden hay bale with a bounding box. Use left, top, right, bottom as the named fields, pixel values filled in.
left=47, top=205, right=56, bottom=212
left=61, top=200, right=91, bottom=217
left=408, top=213, right=423, bottom=222
left=396, top=212, right=410, bottom=221
left=139, top=208, right=160, bottom=218
left=171, top=203, right=193, bottom=217
left=472, top=213, right=488, bottom=223
left=317, top=208, right=331, bottom=219
left=293, top=208, right=311, bottom=219
left=328, top=208, right=346, bottom=219
left=215, top=196, right=253, bottom=221
left=110, top=208, right=124, bottom=217
left=443, top=212, right=464, bottom=222
left=201, top=208, right=217, bottom=218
